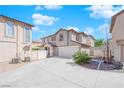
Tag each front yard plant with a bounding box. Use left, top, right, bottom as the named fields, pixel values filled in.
left=73, top=51, right=91, bottom=64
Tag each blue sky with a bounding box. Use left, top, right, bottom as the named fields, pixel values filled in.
left=0, top=5, right=124, bottom=40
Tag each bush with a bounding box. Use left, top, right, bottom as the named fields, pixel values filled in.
left=32, top=47, right=40, bottom=51
left=73, top=51, right=91, bottom=64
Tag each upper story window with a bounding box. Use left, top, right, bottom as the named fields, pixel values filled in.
left=59, top=33, right=64, bottom=41
left=53, top=36, right=56, bottom=41
left=24, top=27, right=31, bottom=43
left=76, top=35, right=79, bottom=41
left=82, top=35, right=86, bottom=43
left=51, top=37, right=53, bottom=41
left=51, top=36, right=56, bottom=41
left=45, top=38, right=47, bottom=43
left=5, top=21, right=15, bottom=38
left=71, top=33, right=76, bottom=41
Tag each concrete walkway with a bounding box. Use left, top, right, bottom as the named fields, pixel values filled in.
left=0, top=57, right=124, bottom=88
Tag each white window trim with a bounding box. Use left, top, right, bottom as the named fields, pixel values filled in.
left=23, top=27, right=31, bottom=43
left=59, top=34, right=64, bottom=41
left=5, top=21, right=15, bottom=38
left=71, top=33, right=76, bottom=41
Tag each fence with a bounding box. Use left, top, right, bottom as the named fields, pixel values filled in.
left=31, top=50, right=48, bottom=60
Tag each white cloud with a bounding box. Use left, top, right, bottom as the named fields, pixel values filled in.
left=98, top=23, right=109, bottom=34
left=84, top=27, right=94, bottom=35
left=32, top=26, right=46, bottom=33
left=32, top=13, right=59, bottom=26
left=35, top=5, right=43, bottom=10
left=67, top=26, right=79, bottom=31
left=44, top=5, right=63, bottom=10
left=86, top=5, right=124, bottom=19
left=98, top=23, right=111, bottom=39
left=32, top=26, right=40, bottom=31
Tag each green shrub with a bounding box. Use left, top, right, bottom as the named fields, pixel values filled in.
left=32, top=47, right=40, bottom=51
left=73, top=51, right=91, bottom=64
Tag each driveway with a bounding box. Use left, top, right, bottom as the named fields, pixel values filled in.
left=0, top=57, right=124, bottom=88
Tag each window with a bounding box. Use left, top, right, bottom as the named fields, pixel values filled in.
left=76, top=35, right=79, bottom=41
left=24, top=27, right=31, bottom=43
left=51, top=36, right=56, bottom=41
left=54, top=36, right=56, bottom=41
left=82, top=36, right=86, bottom=43
left=71, top=33, right=76, bottom=41
left=51, top=37, right=53, bottom=41
left=5, top=21, right=14, bottom=38
left=59, top=34, right=64, bottom=41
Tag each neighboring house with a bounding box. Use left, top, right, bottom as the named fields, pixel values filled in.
left=31, top=40, right=47, bottom=61
left=110, top=9, right=124, bottom=62
left=0, top=15, right=34, bottom=63
left=32, top=40, right=44, bottom=50
left=41, top=29, right=95, bottom=58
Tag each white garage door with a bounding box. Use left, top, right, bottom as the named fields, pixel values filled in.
left=58, top=46, right=79, bottom=58
left=0, top=42, right=16, bottom=63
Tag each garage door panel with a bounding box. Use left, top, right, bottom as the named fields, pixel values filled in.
left=0, top=42, right=16, bottom=62
left=58, top=46, right=79, bottom=58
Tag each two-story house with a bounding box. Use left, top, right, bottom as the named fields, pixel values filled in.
left=41, top=29, right=95, bottom=58
left=32, top=40, right=44, bottom=50
left=0, top=15, right=34, bottom=63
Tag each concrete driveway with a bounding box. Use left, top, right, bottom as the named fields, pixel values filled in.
left=0, top=57, right=124, bottom=88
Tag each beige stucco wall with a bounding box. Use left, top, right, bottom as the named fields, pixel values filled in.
left=111, top=12, right=124, bottom=61
left=31, top=50, right=47, bottom=60
left=17, top=25, right=32, bottom=60
left=56, top=30, right=68, bottom=46
left=0, top=18, right=32, bottom=63
left=86, top=37, right=94, bottom=47
left=91, top=47, right=104, bottom=58
left=80, top=47, right=90, bottom=55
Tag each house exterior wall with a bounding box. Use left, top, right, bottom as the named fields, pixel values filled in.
left=86, top=37, right=94, bottom=47
left=0, top=16, right=32, bottom=63
left=111, top=12, right=124, bottom=62
left=80, top=47, right=90, bottom=55
left=68, top=31, right=80, bottom=46
left=56, top=30, right=68, bottom=46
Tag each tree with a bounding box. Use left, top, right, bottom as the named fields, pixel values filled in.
left=95, top=39, right=104, bottom=47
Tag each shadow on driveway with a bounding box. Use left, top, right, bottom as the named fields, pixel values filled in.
left=66, top=62, right=78, bottom=66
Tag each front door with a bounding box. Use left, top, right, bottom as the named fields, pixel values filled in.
left=121, top=45, right=124, bottom=62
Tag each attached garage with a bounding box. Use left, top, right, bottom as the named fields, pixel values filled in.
left=0, top=42, right=16, bottom=63
left=57, top=46, right=79, bottom=58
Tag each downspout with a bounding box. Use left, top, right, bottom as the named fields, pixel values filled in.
left=16, top=25, right=18, bottom=59
left=67, top=31, right=69, bottom=46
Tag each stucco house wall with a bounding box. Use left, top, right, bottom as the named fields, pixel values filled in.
left=111, top=12, right=124, bottom=61
left=0, top=15, right=33, bottom=63
left=56, top=30, right=68, bottom=46
left=110, top=10, right=124, bottom=62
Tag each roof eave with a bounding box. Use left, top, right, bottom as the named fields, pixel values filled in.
left=0, top=15, right=34, bottom=27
